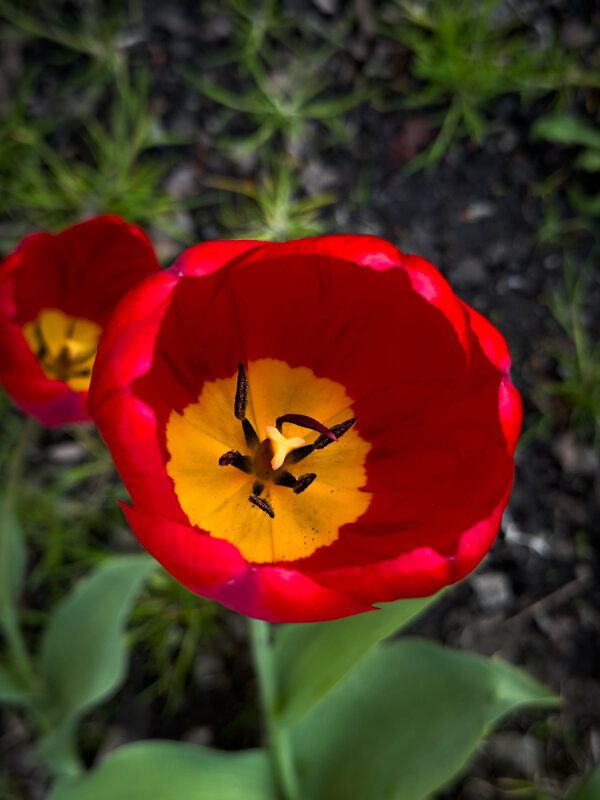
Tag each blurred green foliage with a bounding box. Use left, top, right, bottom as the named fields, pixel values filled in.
left=130, top=571, right=218, bottom=711
left=546, top=257, right=600, bottom=443
left=184, top=46, right=366, bottom=160
left=381, top=0, right=600, bottom=170
left=206, top=162, right=336, bottom=240
left=0, top=68, right=193, bottom=243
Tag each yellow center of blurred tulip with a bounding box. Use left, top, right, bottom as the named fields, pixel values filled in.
left=166, top=358, right=371, bottom=563
left=23, top=309, right=102, bottom=392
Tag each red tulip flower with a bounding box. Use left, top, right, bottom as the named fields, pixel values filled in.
left=0, top=217, right=160, bottom=427
left=88, top=236, right=521, bottom=623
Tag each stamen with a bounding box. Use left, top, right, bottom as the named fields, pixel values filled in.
left=242, top=418, right=260, bottom=451
left=34, top=321, right=48, bottom=360
left=220, top=366, right=357, bottom=518
left=272, top=470, right=298, bottom=488
left=234, top=363, right=260, bottom=450
left=218, top=450, right=253, bottom=473
left=249, top=494, right=274, bottom=518
left=283, top=444, right=315, bottom=466
left=234, top=362, right=249, bottom=420
left=313, top=418, right=356, bottom=449
left=219, top=449, right=243, bottom=465
left=293, top=473, right=316, bottom=494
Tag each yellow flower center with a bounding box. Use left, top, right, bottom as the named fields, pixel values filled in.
left=22, top=308, right=101, bottom=391
left=166, top=358, right=371, bottom=564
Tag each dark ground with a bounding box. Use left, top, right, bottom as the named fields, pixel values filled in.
left=1, top=2, right=599, bottom=798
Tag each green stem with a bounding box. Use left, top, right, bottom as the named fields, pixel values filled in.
left=0, top=416, right=38, bottom=690
left=248, top=617, right=300, bottom=800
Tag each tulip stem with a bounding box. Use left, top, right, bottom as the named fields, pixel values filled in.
left=0, top=416, right=38, bottom=691
left=248, top=617, right=301, bottom=800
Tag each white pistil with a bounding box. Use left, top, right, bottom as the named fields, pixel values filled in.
left=265, top=426, right=306, bottom=470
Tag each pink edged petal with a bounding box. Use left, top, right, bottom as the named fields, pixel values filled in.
left=94, top=393, right=183, bottom=519
left=319, top=492, right=509, bottom=606
left=312, top=546, right=452, bottom=605
left=236, top=234, right=404, bottom=271
left=0, top=316, right=91, bottom=426
left=461, top=301, right=512, bottom=374
left=14, top=384, right=89, bottom=427
left=499, top=377, right=522, bottom=455
left=212, top=565, right=373, bottom=623
left=170, top=239, right=266, bottom=278
left=461, top=300, right=523, bottom=454
left=451, top=493, right=509, bottom=582
left=403, top=254, right=471, bottom=357
left=123, top=505, right=371, bottom=622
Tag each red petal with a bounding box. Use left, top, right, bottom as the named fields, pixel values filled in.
left=123, top=505, right=373, bottom=622
left=12, top=217, right=160, bottom=327
left=94, top=393, right=183, bottom=520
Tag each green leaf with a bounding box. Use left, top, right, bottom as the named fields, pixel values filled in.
left=303, top=88, right=369, bottom=119
left=0, top=662, right=36, bottom=707
left=181, top=70, right=255, bottom=113
left=292, top=638, right=557, bottom=800
left=0, top=492, right=26, bottom=619
left=570, top=765, right=600, bottom=800
left=274, top=593, right=442, bottom=724
left=40, top=555, right=156, bottom=723
left=48, top=742, right=276, bottom=800
left=531, top=113, right=600, bottom=150
left=569, top=186, right=600, bottom=217
left=575, top=149, right=600, bottom=172
left=38, top=720, right=82, bottom=779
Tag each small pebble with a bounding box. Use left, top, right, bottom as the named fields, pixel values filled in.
left=46, top=441, right=87, bottom=465
left=471, top=571, right=514, bottom=613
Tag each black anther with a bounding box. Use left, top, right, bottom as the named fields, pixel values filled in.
left=235, top=362, right=249, bottom=420
left=313, top=418, right=357, bottom=449
left=285, top=418, right=357, bottom=465
left=249, top=494, right=275, bottom=518
left=293, top=473, right=316, bottom=494
left=219, top=450, right=253, bottom=473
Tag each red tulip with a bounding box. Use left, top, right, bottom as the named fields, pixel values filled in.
left=0, top=217, right=160, bottom=427
left=88, top=236, right=521, bottom=622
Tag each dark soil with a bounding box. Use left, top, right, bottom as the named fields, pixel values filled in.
left=1, top=2, right=599, bottom=799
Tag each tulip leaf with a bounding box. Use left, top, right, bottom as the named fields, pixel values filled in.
left=273, top=593, right=443, bottom=724
left=47, top=742, right=276, bottom=800
left=38, top=720, right=82, bottom=779
left=0, top=492, right=26, bottom=621
left=0, top=662, right=36, bottom=707
left=291, top=638, right=557, bottom=800
left=39, top=555, right=156, bottom=725
left=570, top=765, right=600, bottom=800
